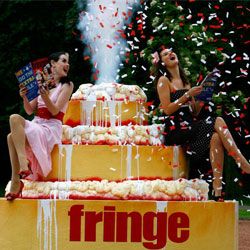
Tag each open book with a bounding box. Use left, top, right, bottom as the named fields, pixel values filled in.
left=15, top=57, right=51, bottom=101
left=195, top=68, right=220, bottom=102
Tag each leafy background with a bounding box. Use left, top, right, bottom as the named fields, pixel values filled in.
left=0, top=0, right=249, bottom=201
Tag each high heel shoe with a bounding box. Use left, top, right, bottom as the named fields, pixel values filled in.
left=5, top=181, right=24, bottom=201
left=19, top=160, right=32, bottom=179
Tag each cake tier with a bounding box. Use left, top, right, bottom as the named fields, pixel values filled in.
left=63, top=100, right=147, bottom=127
left=0, top=199, right=238, bottom=250
left=46, top=145, right=188, bottom=181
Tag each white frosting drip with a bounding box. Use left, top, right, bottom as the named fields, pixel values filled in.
left=58, top=145, right=73, bottom=182
left=82, top=100, right=96, bottom=125
left=156, top=201, right=168, bottom=212
left=65, top=145, right=73, bottom=182
left=37, top=200, right=58, bottom=250
left=136, top=145, right=140, bottom=179
left=117, top=101, right=122, bottom=126
left=126, top=145, right=132, bottom=178
left=107, top=101, right=118, bottom=127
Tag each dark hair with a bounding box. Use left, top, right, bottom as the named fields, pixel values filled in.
left=153, top=49, right=189, bottom=89
left=48, top=51, right=70, bottom=84
left=150, top=48, right=189, bottom=107
left=48, top=51, right=67, bottom=62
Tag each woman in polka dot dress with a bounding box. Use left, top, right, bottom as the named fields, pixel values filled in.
left=152, top=47, right=250, bottom=200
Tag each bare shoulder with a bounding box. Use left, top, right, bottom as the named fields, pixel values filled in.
left=62, top=82, right=74, bottom=92
left=157, top=76, right=171, bottom=90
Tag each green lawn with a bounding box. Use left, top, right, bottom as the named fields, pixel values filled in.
left=239, top=208, right=250, bottom=220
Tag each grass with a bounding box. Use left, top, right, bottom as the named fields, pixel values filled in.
left=239, top=208, right=250, bottom=220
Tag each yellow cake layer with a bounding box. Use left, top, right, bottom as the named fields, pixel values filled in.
left=63, top=100, right=147, bottom=127
left=47, top=145, right=188, bottom=181
left=0, top=199, right=238, bottom=250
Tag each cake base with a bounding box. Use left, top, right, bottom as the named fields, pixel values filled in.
left=0, top=199, right=238, bottom=250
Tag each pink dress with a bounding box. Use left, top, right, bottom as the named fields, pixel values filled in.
left=25, top=83, right=68, bottom=180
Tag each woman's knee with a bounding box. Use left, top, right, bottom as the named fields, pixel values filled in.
left=215, top=117, right=226, bottom=128
left=9, top=114, right=24, bottom=127
left=7, top=133, right=12, bottom=144
left=210, top=132, right=222, bottom=146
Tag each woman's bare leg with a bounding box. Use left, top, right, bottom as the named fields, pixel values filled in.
left=210, top=132, right=224, bottom=197
left=214, top=117, right=250, bottom=173
left=7, top=133, right=21, bottom=193
left=9, top=114, right=29, bottom=171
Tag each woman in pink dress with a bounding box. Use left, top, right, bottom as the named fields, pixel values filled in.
left=6, top=51, right=74, bottom=200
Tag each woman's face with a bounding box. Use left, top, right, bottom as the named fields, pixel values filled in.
left=160, top=49, right=179, bottom=68
left=53, top=53, right=70, bottom=79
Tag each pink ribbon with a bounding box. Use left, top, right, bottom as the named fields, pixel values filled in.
left=152, top=51, right=160, bottom=64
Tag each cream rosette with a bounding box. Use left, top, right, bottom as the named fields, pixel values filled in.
left=71, top=83, right=93, bottom=100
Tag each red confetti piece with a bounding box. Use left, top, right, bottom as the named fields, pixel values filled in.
left=84, top=56, right=90, bottom=61
left=221, top=38, right=228, bottom=42
left=130, top=30, right=135, bottom=36
left=209, top=25, right=222, bottom=29
left=197, top=73, right=203, bottom=83
left=100, top=22, right=104, bottom=28
left=228, top=151, right=236, bottom=157
left=138, top=24, right=143, bottom=31
left=107, top=44, right=112, bottom=49
left=170, top=126, right=176, bottom=131
left=93, top=73, right=98, bottom=81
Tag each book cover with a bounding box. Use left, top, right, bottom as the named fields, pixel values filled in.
left=15, top=62, right=39, bottom=102
left=15, top=58, right=50, bottom=102
left=195, top=68, right=220, bottom=102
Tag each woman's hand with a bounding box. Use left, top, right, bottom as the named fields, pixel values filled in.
left=38, top=80, right=49, bottom=96
left=19, top=84, right=28, bottom=99
left=187, top=86, right=203, bottom=97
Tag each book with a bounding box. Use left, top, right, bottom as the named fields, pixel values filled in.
left=195, top=68, right=220, bottom=102
left=15, top=62, right=39, bottom=102
left=15, top=58, right=50, bottom=102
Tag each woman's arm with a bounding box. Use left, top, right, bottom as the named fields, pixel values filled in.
left=41, top=82, right=74, bottom=116
left=157, top=76, right=191, bottom=115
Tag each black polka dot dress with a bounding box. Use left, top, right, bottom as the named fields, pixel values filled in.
left=164, top=89, right=216, bottom=161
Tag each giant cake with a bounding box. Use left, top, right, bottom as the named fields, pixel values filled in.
left=6, top=83, right=209, bottom=201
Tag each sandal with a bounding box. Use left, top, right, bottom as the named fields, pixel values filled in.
left=5, top=181, right=24, bottom=201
